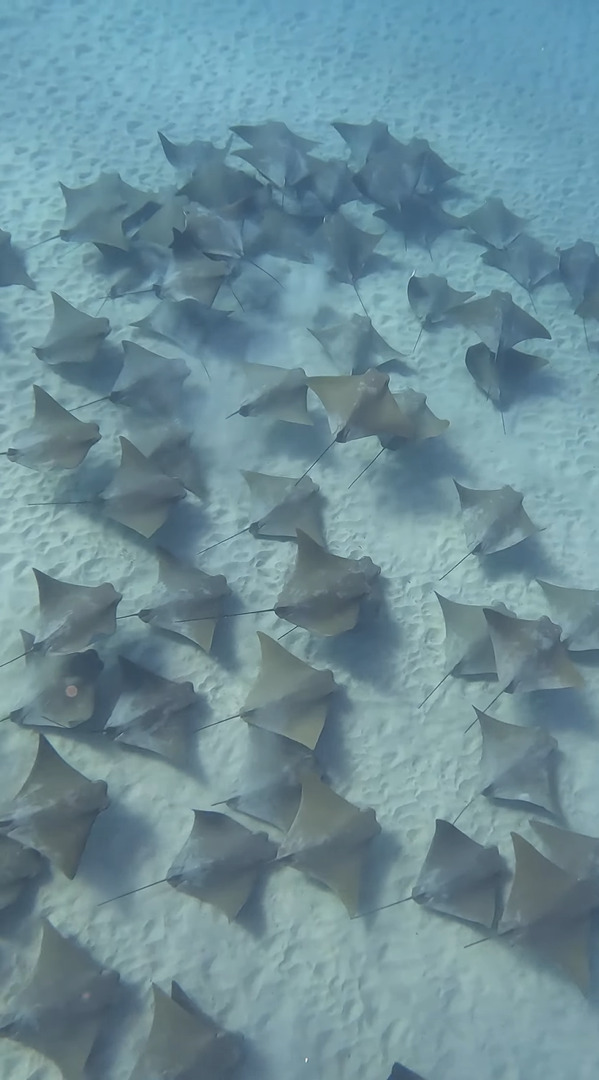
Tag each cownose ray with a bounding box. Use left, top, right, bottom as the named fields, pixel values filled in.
left=58, top=171, right=155, bottom=245
left=233, top=140, right=311, bottom=192
left=231, top=120, right=317, bottom=155
left=132, top=297, right=233, bottom=362
left=158, top=129, right=233, bottom=173
left=0, top=918, right=119, bottom=1080
left=418, top=594, right=513, bottom=708
left=218, top=727, right=320, bottom=831
left=228, top=362, right=312, bottom=425
left=103, top=655, right=199, bottom=762
left=350, top=387, right=449, bottom=487
left=456, top=289, right=551, bottom=354
left=129, top=981, right=243, bottom=1080
left=387, top=1064, right=426, bottom=1080
left=536, top=578, right=599, bottom=651
left=489, top=832, right=599, bottom=991
left=374, top=197, right=460, bottom=255
left=0, top=228, right=35, bottom=288
left=440, top=480, right=540, bottom=579
left=275, top=528, right=381, bottom=635
left=308, top=309, right=409, bottom=376
left=458, top=197, right=526, bottom=249
left=140, top=423, right=206, bottom=500
left=2, top=384, right=100, bottom=470
left=464, top=340, right=548, bottom=427
left=197, top=470, right=324, bottom=556
left=243, top=202, right=318, bottom=264
left=76, top=340, right=190, bottom=416
left=127, top=546, right=231, bottom=651
left=481, top=233, right=558, bottom=297
left=331, top=119, right=391, bottom=169
left=0, top=833, right=43, bottom=910
left=407, top=272, right=475, bottom=343
left=0, top=735, right=109, bottom=877
left=319, top=212, right=382, bottom=315
left=98, top=435, right=188, bottom=538
left=177, top=159, right=265, bottom=210
left=144, top=245, right=229, bottom=308
left=180, top=205, right=283, bottom=293
left=356, top=135, right=459, bottom=207
left=481, top=607, right=584, bottom=710
left=276, top=772, right=380, bottom=916
left=34, top=292, right=110, bottom=367
left=292, top=156, right=360, bottom=217
left=465, top=708, right=559, bottom=817
left=0, top=568, right=121, bottom=669
left=9, top=629, right=103, bottom=729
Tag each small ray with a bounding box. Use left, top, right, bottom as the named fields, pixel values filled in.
left=4, top=385, right=100, bottom=470
left=0, top=736, right=109, bottom=877
left=0, top=918, right=119, bottom=1080
left=222, top=728, right=320, bottom=831
left=276, top=773, right=380, bottom=915
left=104, top=656, right=199, bottom=762
left=129, top=981, right=243, bottom=1080
left=34, top=293, right=110, bottom=367
left=275, top=529, right=380, bottom=635
left=158, top=130, right=232, bottom=173
left=331, top=119, right=391, bottom=169
left=411, top=818, right=503, bottom=928
left=308, top=310, right=408, bottom=375
left=0, top=228, right=35, bottom=289
left=238, top=631, right=337, bottom=749
left=105, top=340, right=190, bottom=415
left=455, top=289, right=551, bottom=354
left=481, top=233, right=558, bottom=294
left=0, top=834, right=43, bottom=910
left=167, top=809, right=278, bottom=921
left=483, top=607, right=584, bottom=695
left=536, top=579, right=599, bottom=651
left=407, top=272, right=475, bottom=330
left=231, top=362, right=312, bottom=425
left=458, top=197, right=526, bottom=249
left=10, top=629, right=103, bottom=729
left=136, top=547, right=231, bottom=651
left=243, top=470, right=324, bottom=544
left=100, top=436, right=187, bottom=538
left=475, top=708, right=558, bottom=815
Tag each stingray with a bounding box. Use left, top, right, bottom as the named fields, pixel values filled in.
left=220, top=727, right=320, bottom=831
left=418, top=594, right=508, bottom=708
left=0, top=228, right=35, bottom=288
left=0, top=918, right=119, bottom=1080
left=0, top=735, right=108, bottom=877
left=10, top=630, right=103, bottom=729
left=237, top=631, right=337, bottom=749
left=320, top=212, right=382, bottom=313
left=481, top=234, right=558, bottom=296
left=0, top=568, right=121, bottom=669
left=130, top=981, right=243, bottom=1080
left=276, top=773, right=380, bottom=915
left=332, top=119, right=391, bottom=169
left=80, top=340, right=190, bottom=416
left=409, top=819, right=503, bottom=928
left=557, top=239, right=599, bottom=309
left=475, top=708, right=558, bottom=815
left=34, top=293, right=110, bottom=368
left=103, top=656, right=198, bottom=762
left=133, top=297, right=232, bottom=359
left=536, top=579, right=599, bottom=651
left=308, top=310, right=408, bottom=375
left=0, top=834, right=43, bottom=910
left=198, top=471, right=324, bottom=556
left=229, top=362, right=312, bottom=425
left=458, top=197, right=526, bottom=249
left=158, top=130, right=233, bottom=173
left=166, top=809, right=278, bottom=920
left=483, top=607, right=584, bottom=698
left=274, top=528, right=381, bottom=635
left=98, top=436, right=187, bottom=538
left=440, top=480, right=540, bottom=577
left=387, top=1065, right=426, bottom=1080
left=129, top=547, right=231, bottom=650
left=3, top=384, right=100, bottom=470
left=407, top=273, right=475, bottom=336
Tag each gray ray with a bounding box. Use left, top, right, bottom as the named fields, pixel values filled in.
left=157, top=248, right=230, bottom=306
left=133, top=297, right=232, bottom=356
left=458, top=197, right=526, bottom=249
left=104, top=656, right=198, bottom=762
left=234, top=142, right=310, bottom=190
left=129, top=195, right=187, bottom=250
left=0, top=919, right=119, bottom=1080
left=178, top=161, right=264, bottom=210
left=239, top=631, right=337, bottom=749
left=222, top=728, right=320, bottom=832
left=231, top=121, right=317, bottom=155
left=374, top=198, right=460, bottom=253
left=108, top=340, right=190, bottom=415
left=379, top=388, right=449, bottom=447
left=407, top=273, right=475, bottom=328
left=531, top=820, right=599, bottom=882
left=455, top=289, right=551, bottom=354
left=308, top=310, right=408, bottom=375
left=6, top=384, right=100, bottom=470
left=140, top=424, right=206, bottom=500
left=557, top=239, right=599, bottom=308
left=60, top=171, right=152, bottom=239
left=332, top=119, right=391, bottom=169
left=233, top=363, right=312, bottom=425
left=34, top=293, right=110, bottom=366
left=294, top=157, right=360, bottom=216
left=32, top=568, right=121, bottom=656
left=412, top=818, right=503, bottom=928
left=276, top=773, right=380, bottom=916
left=243, top=470, right=324, bottom=544
left=481, top=233, right=558, bottom=292
left=464, top=341, right=548, bottom=408
left=137, top=547, right=230, bottom=651
left=10, top=629, right=103, bottom=729
left=158, top=130, right=233, bottom=173
left=483, top=607, right=584, bottom=694
left=475, top=708, right=558, bottom=815
left=243, top=203, right=317, bottom=263
left=183, top=205, right=245, bottom=260
left=453, top=480, right=539, bottom=556
left=321, top=212, right=382, bottom=288
left=0, top=735, right=109, bottom=877
left=130, top=981, right=243, bottom=1080
left=167, top=809, right=278, bottom=921
left=308, top=369, right=420, bottom=443
left=536, top=579, right=599, bottom=651
left=100, top=436, right=187, bottom=538
left=275, top=529, right=380, bottom=635
left=0, top=833, right=43, bottom=910
left=0, top=228, right=35, bottom=288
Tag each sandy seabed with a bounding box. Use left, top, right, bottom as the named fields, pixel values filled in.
left=2, top=1, right=599, bottom=1078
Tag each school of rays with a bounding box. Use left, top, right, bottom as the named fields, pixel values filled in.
left=0, top=117, right=598, bottom=1080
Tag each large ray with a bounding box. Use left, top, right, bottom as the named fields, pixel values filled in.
left=100, top=436, right=187, bottom=538
left=4, top=385, right=100, bottom=470
left=411, top=818, right=503, bottom=928
left=418, top=594, right=506, bottom=708
left=458, top=197, right=526, bottom=249
left=475, top=708, right=558, bottom=815
left=483, top=607, right=584, bottom=696
left=167, top=809, right=278, bottom=921
left=0, top=919, right=119, bottom=1080
left=407, top=272, right=474, bottom=332
left=10, top=630, right=103, bottom=729
left=443, top=480, right=539, bottom=576
left=230, top=363, right=312, bottom=425
left=481, top=234, right=558, bottom=294
left=222, top=728, right=320, bottom=831
left=276, top=773, right=380, bottom=915
left=104, top=656, right=199, bottom=762
left=34, top=293, right=110, bottom=367
left=308, top=310, right=408, bottom=376
left=275, top=529, right=381, bottom=635
left=0, top=228, right=35, bottom=288
left=130, top=981, right=243, bottom=1080
left=0, top=735, right=109, bottom=877
left=59, top=171, right=153, bottom=242
left=0, top=834, right=43, bottom=910
left=536, top=579, right=599, bottom=651
left=135, top=547, right=230, bottom=650
left=238, top=631, right=337, bottom=749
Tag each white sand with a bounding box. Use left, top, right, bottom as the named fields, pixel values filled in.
left=2, top=0, right=599, bottom=1077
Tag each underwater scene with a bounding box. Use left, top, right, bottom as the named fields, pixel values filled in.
left=2, top=0, right=599, bottom=1077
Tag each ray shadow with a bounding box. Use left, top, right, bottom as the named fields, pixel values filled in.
left=87, top=979, right=143, bottom=1080
left=519, top=686, right=596, bottom=735
left=480, top=535, right=560, bottom=585
left=81, top=799, right=158, bottom=897
left=317, top=590, right=400, bottom=688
